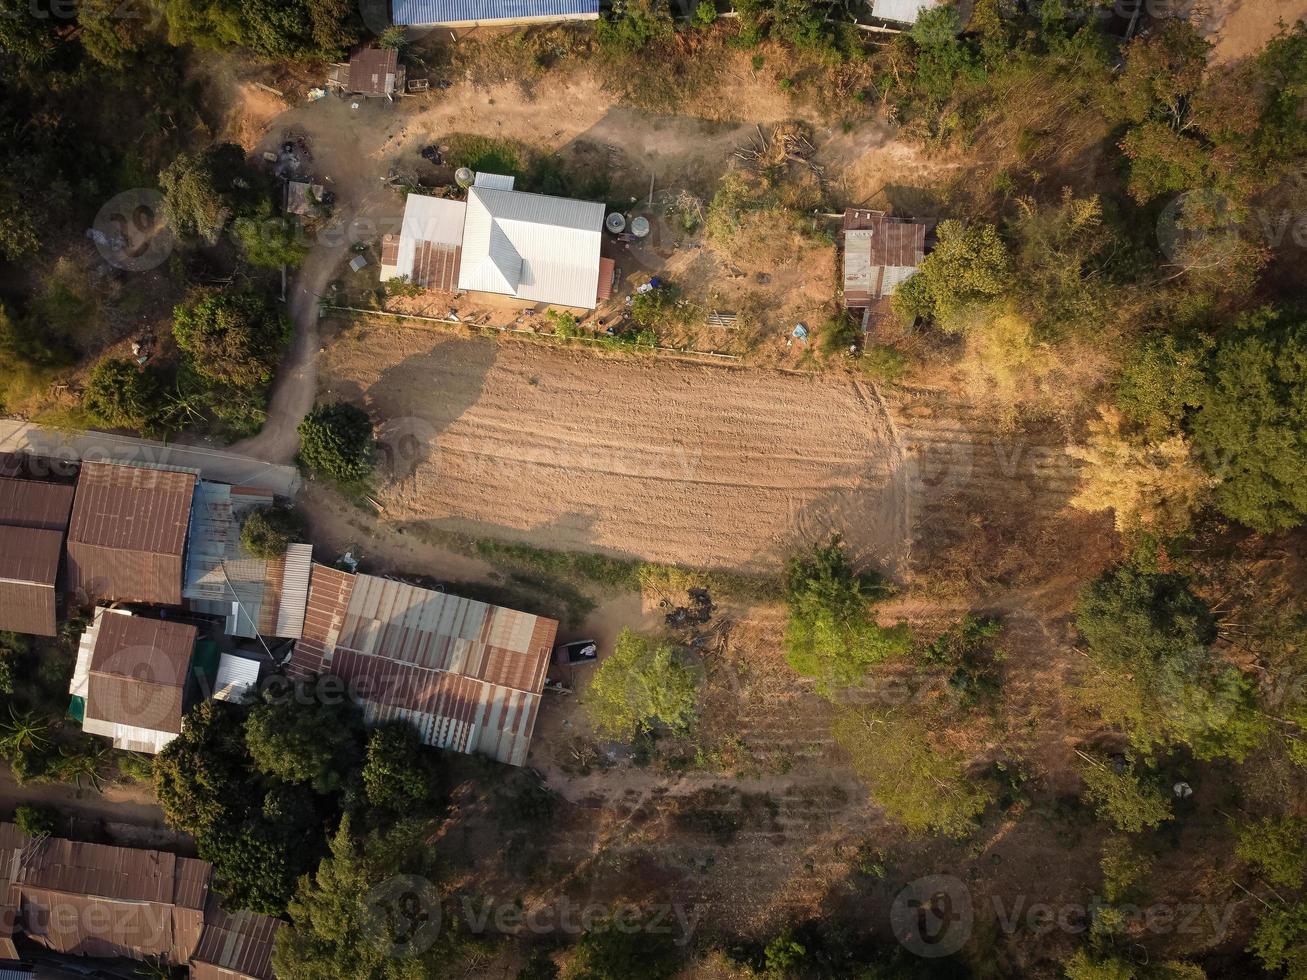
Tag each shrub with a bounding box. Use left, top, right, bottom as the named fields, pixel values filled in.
left=173, top=291, right=289, bottom=390
left=240, top=505, right=306, bottom=560
left=13, top=803, right=56, bottom=837
left=1079, top=754, right=1172, bottom=833
left=297, top=401, right=374, bottom=484
left=584, top=629, right=699, bottom=741
left=82, top=358, right=165, bottom=431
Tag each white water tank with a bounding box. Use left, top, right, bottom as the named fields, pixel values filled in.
left=455, top=167, right=474, bottom=189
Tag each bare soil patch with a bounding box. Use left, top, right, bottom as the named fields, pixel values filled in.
left=1188, top=0, right=1307, bottom=64
left=319, top=323, right=911, bottom=576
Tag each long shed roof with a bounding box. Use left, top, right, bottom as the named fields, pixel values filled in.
left=393, top=0, right=599, bottom=26
left=290, top=566, right=557, bottom=766
left=85, top=613, right=197, bottom=735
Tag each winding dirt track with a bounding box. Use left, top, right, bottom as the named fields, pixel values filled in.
left=322, top=327, right=912, bottom=575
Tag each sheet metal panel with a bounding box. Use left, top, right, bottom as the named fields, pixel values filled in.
left=0, top=478, right=73, bottom=530
left=0, top=578, right=56, bottom=637
left=272, top=543, right=312, bottom=639
left=393, top=0, right=599, bottom=25
left=193, top=901, right=281, bottom=980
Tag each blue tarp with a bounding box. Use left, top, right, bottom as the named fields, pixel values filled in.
left=393, top=0, right=600, bottom=25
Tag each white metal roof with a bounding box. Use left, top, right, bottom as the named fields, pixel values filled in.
left=381, top=195, right=467, bottom=282
left=871, top=0, right=946, bottom=23
left=213, top=654, right=261, bottom=702
left=474, top=171, right=516, bottom=190
left=457, top=182, right=605, bottom=309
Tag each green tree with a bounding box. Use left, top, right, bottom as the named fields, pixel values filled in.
left=1236, top=817, right=1307, bottom=889
left=241, top=505, right=307, bottom=560
left=361, top=723, right=440, bottom=815
left=234, top=209, right=310, bottom=268
left=566, top=920, right=682, bottom=980
left=584, top=630, right=699, bottom=741
left=1250, top=901, right=1307, bottom=979
left=298, top=401, right=375, bottom=484
left=77, top=0, right=154, bottom=68
left=273, top=816, right=453, bottom=979
left=82, top=359, right=165, bottom=431
left=1188, top=308, right=1307, bottom=532
left=892, top=220, right=1012, bottom=332
left=159, top=149, right=232, bottom=243
left=173, top=291, right=289, bottom=390
left=13, top=803, right=55, bottom=837
left=594, top=0, right=674, bottom=56
left=783, top=537, right=909, bottom=691
left=245, top=681, right=361, bottom=794
left=1099, top=835, right=1153, bottom=904
left=1116, top=333, right=1212, bottom=440
left=154, top=700, right=250, bottom=837
left=834, top=705, right=991, bottom=837
left=1075, top=565, right=1263, bottom=759
left=1078, top=754, right=1172, bottom=833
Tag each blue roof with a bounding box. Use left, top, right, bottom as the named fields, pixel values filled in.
left=392, top=0, right=599, bottom=24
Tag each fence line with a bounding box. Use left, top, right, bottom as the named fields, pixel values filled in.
left=322, top=306, right=743, bottom=362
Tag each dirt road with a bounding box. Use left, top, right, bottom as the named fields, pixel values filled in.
left=321, top=325, right=912, bottom=575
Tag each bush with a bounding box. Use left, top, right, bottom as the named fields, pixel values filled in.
left=1079, top=754, right=1172, bottom=833
left=783, top=536, right=909, bottom=691
left=240, top=505, right=306, bottom=560
left=173, top=291, right=289, bottom=390
left=13, top=803, right=55, bottom=836
left=297, top=401, right=374, bottom=484
left=584, top=629, right=699, bottom=741
left=82, top=358, right=165, bottom=431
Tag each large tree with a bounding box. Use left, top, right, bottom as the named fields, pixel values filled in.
left=1188, top=308, right=1307, bottom=532
left=1075, top=565, right=1263, bottom=759
left=584, top=630, right=699, bottom=742
left=297, top=402, right=375, bottom=484
left=244, top=680, right=362, bottom=795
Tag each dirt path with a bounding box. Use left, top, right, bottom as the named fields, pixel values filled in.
left=230, top=242, right=348, bottom=463
left=320, top=325, right=912, bottom=576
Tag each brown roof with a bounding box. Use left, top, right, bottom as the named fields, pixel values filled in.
left=411, top=241, right=461, bottom=291
left=85, top=615, right=197, bottom=734
left=191, top=899, right=282, bottom=980
left=347, top=45, right=399, bottom=96
left=0, top=477, right=74, bottom=530
left=0, top=526, right=62, bottom=636
left=0, top=825, right=212, bottom=966
left=842, top=209, right=926, bottom=308
left=597, top=256, right=616, bottom=303
left=67, top=462, right=196, bottom=605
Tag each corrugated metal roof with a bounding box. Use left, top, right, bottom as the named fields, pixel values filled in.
left=870, top=0, right=945, bottom=23
left=213, top=654, right=260, bottom=702
left=271, top=543, right=312, bottom=639
left=0, top=477, right=74, bottom=530
left=67, top=462, right=196, bottom=605
left=347, top=45, right=400, bottom=96
left=290, top=566, right=557, bottom=766
left=381, top=195, right=466, bottom=288
left=459, top=185, right=605, bottom=310
left=84, top=614, right=196, bottom=735
left=0, top=525, right=61, bottom=636
left=393, top=0, right=599, bottom=26
left=192, top=899, right=281, bottom=980
left=843, top=210, right=925, bottom=308
left=474, top=172, right=516, bottom=190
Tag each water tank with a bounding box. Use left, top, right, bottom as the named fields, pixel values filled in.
left=605, top=212, right=626, bottom=234
left=454, top=167, right=474, bottom=189
left=631, top=216, right=651, bottom=238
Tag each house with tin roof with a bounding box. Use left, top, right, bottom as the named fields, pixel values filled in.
left=391, top=0, right=599, bottom=29
left=842, top=209, right=928, bottom=326
left=69, top=608, right=201, bottom=754
left=0, top=477, right=74, bottom=636
left=65, top=461, right=197, bottom=607
left=288, top=564, right=557, bottom=767
left=328, top=44, right=406, bottom=98
left=0, top=823, right=280, bottom=979
left=381, top=173, right=609, bottom=310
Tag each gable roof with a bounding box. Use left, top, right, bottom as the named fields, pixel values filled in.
left=289, top=566, right=557, bottom=766
left=392, top=0, right=599, bottom=26
left=85, top=614, right=197, bottom=735
left=191, top=899, right=282, bottom=980
left=458, top=182, right=605, bottom=309
left=67, top=462, right=197, bottom=605
left=0, top=478, right=73, bottom=637
left=0, top=477, right=74, bottom=530
left=347, top=45, right=400, bottom=96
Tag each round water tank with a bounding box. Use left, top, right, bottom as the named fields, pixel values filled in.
left=631, top=216, right=651, bottom=238
left=606, top=212, right=626, bottom=234
left=454, top=167, right=474, bottom=189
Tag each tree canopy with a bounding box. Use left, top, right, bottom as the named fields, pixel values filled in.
left=298, top=401, right=375, bottom=484
left=584, top=629, right=699, bottom=742
left=241, top=505, right=307, bottom=560
left=783, top=537, right=910, bottom=691
left=82, top=358, right=165, bottom=432
left=173, top=291, right=289, bottom=390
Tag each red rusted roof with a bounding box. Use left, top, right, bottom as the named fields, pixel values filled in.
left=85, top=615, right=197, bottom=735
left=842, top=209, right=926, bottom=309
left=0, top=526, right=62, bottom=636
left=0, top=477, right=74, bottom=530
left=67, top=462, right=196, bottom=606
left=191, top=898, right=282, bottom=980
left=596, top=256, right=616, bottom=303
left=347, top=45, right=399, bottom=96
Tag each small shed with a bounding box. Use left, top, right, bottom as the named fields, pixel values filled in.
left=330, top=45, right=405, bottom=98
left=213, top=654, right=260, bottom=702
left=0, top=477, right=74, bottom=636
left=284, top=179, right=325, bottom=216
left=842, top=209, right=927, bottom=311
